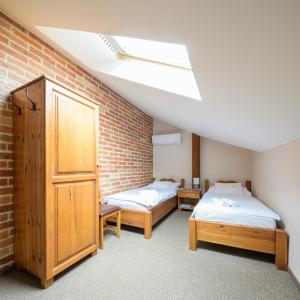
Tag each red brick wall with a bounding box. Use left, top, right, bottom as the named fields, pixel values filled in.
left=0, top=12, right=153, bottom=271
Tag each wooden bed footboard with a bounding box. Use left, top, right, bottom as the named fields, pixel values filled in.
left=189, top=218, right=288, bottom=270
left=118, top=209, right=153, bottom=239
left=114, top=196, right=177, bottom=239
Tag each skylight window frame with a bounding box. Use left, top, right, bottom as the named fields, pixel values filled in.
left=103, top=34, right=192, bottom=70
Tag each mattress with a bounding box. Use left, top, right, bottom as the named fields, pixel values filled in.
left=105, top=186, right=177, bottom=211
left=193, top=192, right=280, bottom=229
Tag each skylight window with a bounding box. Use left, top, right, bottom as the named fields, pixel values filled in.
left=105, top=35, right=192, bottom=69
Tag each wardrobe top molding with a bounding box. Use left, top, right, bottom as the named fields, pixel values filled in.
left=11, top=75, right=100, bottom=106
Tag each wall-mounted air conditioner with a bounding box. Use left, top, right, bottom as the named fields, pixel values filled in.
left=152, top=133, right=182, bottom=145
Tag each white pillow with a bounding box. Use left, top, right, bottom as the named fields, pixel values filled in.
left=242, top=187, right=252, bottom=197
left=149, top=181, right=180, bottom=190
left=214, top=182, right=242, bottom=196
left=149, top=181, right=172, bottom=189
left=208, top=185, right=251, bottom=197
left=168, top=182, right=181, bottom=190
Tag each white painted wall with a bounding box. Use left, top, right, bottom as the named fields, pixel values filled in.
left=252, top=138, right=300, bottom=282
left=153, top=119, right=192, bottom=184
left=201, top=138, right=253, bottom=188
left=153, top=119, right=253, bottom=188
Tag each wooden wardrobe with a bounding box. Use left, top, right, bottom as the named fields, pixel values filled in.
left=12, top=76, right=99, bottom=288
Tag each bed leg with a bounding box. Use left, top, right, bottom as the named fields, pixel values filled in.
left=144, top=212, right=152, bottom=239
left=275, top=229, right=288, bottom=270
left=189, top=218, right=197, bottom=251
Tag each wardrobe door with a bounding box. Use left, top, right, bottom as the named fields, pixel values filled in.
left=46, top=81, right=99, bottom=277
left=55, top=181, right=96, bottom=265
left=55, top=92, right=96, bottom=174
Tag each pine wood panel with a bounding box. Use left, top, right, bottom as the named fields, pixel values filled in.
left=54, top=91, right=96, bottom=174
left=119, top=209, right=145, bottom=228
left=13, top=79, right=46, bottom=278
left=46, top=79, right=99, bottom=285
left=144, top=212, right=152, bottom=240
left=13, top=77, right=99, bottom=288
left=188, top=218, right=197, bottom=250
left=55, top=181, right=96, bottom=264
left=55, top=184, right=71, bottom=263
left=71, top=181, right=96, bottom=253
left=152, top=196, right=177, bottom=225
left=195, top=220, right=276, bottom=254
left=177, top=189, right=202, bottom=211
left=178, top=190, right=200, bottom=198
left=189, top=217, right=288, bottom=270
left=52, top=244, right=97, bottom=277
left=275, top=229, right=288, bottom=270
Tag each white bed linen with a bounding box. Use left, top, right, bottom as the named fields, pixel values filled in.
left=104, top=185, right=177, bottom=211
left=192, top=192, right=280, bottom=229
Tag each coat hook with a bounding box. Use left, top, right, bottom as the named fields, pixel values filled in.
left=9, top=94, right=22, bottom=115
left=25, top=88, right=38, bottom=111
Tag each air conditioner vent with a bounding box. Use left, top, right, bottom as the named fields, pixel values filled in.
left=152, top=133, right=182, bottom=145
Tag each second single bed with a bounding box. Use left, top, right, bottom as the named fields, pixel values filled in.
left=189, top=180, right=288, bottom=270
left=105, top=178, right=184, bottom=239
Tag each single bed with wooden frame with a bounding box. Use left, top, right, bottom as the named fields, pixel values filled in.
left=189, top=179, right=288, bottom=270
left=108, top=178, right=185, bottom=239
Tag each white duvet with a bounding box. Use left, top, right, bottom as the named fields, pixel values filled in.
left=192, top=192, right=280, bottom=229
left=104, top=185, right=177, bottom=210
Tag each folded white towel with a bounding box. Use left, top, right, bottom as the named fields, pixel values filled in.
left=222, top=200, right=239, bottom=207
left=212, top=197, right=239, bottom=208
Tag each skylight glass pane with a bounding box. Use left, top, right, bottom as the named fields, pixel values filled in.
left=109, top=36, right=191, bottom=69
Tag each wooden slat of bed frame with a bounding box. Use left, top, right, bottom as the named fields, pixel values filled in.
left=195, top=220, right=276, bottom=254
left=119, top=209, right=146, bottom=228
left=152, top=196, right=177, bottom=225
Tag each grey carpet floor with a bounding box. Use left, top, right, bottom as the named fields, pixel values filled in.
left=0, top=211, right=299, bottom=300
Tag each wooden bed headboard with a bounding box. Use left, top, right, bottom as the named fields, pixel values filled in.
left=152, top=178, right=185, bottom=188
left=205, top=179, right=251, bottom=193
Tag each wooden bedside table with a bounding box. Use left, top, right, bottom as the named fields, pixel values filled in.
left=177, top=189, right=202, bottom=211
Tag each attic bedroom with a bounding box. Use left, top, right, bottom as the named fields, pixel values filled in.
left=0, top=1, right=299, bottom=299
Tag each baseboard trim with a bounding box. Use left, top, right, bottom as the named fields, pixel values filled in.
left=288, top=267, right=300, bottom=291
